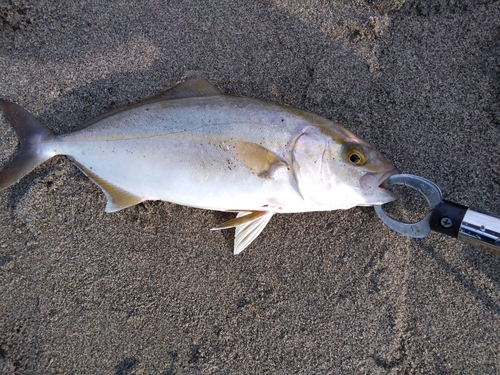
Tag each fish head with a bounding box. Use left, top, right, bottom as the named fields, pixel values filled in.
left=339, top=141, right=398, bottom=206
left=291, top=123, right=397, bottom=209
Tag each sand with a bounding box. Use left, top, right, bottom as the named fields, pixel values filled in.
left=0, top=0, right=499, bottom=373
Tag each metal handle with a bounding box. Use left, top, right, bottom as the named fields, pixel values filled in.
left=429, top=200, right=500, bottom=255
left=459, top=210, right=500, bottom=255
left=375, top=174, right=500, bottom=256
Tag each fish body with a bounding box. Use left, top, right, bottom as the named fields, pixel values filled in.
left=0, top=73, right=396, bottom=253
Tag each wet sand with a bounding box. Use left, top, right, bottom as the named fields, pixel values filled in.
left=0, top=1, right=499, bottom=373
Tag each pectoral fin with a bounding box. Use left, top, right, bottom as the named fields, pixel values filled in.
left=233, top=142, right=287, bottom=179
left=71, top=161, right=142, bottom=212
left=212, top=211, right=274, bottom=254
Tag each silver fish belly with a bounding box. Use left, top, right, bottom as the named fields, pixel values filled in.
left=0, top=73, right=397, bottom=253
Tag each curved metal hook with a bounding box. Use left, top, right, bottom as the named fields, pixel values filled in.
left=374, top=174, right=443, bottom=238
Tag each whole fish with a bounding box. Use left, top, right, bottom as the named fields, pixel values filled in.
left=0, top=73, right=397, bottom=254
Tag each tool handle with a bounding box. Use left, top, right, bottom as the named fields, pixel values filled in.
left=429, top=200, right=500, bottom=255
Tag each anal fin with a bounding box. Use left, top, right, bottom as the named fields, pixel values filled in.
left=71, top=160, right=142, bottom=212
left=212, top=211, right=274, bottom=254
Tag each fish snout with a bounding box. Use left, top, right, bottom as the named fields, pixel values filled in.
left=359, top=168, right=398, bottom=203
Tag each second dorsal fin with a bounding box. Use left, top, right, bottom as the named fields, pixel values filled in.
left=76, top=73, right=222, bottom=131
left=158, top=72, right=222, bottom=100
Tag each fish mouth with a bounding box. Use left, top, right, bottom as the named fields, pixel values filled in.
left=360, top=168, right=398, bottom=204
left=378, top=168, right=398, bottom=190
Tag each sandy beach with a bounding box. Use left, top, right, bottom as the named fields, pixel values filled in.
left=0, top=0, right=499, bottom=373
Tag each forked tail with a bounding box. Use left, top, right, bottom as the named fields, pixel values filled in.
left=0, top=99, right=56, bottom=190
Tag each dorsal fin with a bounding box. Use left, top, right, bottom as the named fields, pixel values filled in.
left=158, top=72, right=222, bottom=100
left=76, top=73, right=222, bottom=130
left=128, top=72, right=221, bottom=107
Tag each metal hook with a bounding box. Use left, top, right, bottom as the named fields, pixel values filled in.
left=374, top=174, right=443, bottom=238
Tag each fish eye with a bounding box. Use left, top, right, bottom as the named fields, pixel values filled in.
left=349, top=153, right=361, bottom=163
left=342, top=145, right=366, bottom=166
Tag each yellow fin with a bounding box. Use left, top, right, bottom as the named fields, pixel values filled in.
left=233, top=211, right=274, bottom=254
left=211, top=211, right=274, bottom=254
left=233, top=142, right=287, bottom=178
left=76, top=73, right=221, bottom=130
left=158, top=72, right=221, bottom=100
left=211, top=211, right=268, bottom=230
left=71, top=161, right=142, bottom=212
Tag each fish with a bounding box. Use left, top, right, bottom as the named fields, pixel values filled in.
left=0, top=73, right=397, bottom=254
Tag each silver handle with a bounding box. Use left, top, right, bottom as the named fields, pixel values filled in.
left=429, top=201, right=500, bottom=256
left=458, top=209, right=500, bottom=255
left=374, top=175, right=500, bottom=256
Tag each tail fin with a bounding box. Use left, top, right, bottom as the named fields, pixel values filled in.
left=0, top=99, right=55, bottom=190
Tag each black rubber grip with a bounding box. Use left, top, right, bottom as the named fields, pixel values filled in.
left=429, top=200, right=468, bottom=238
